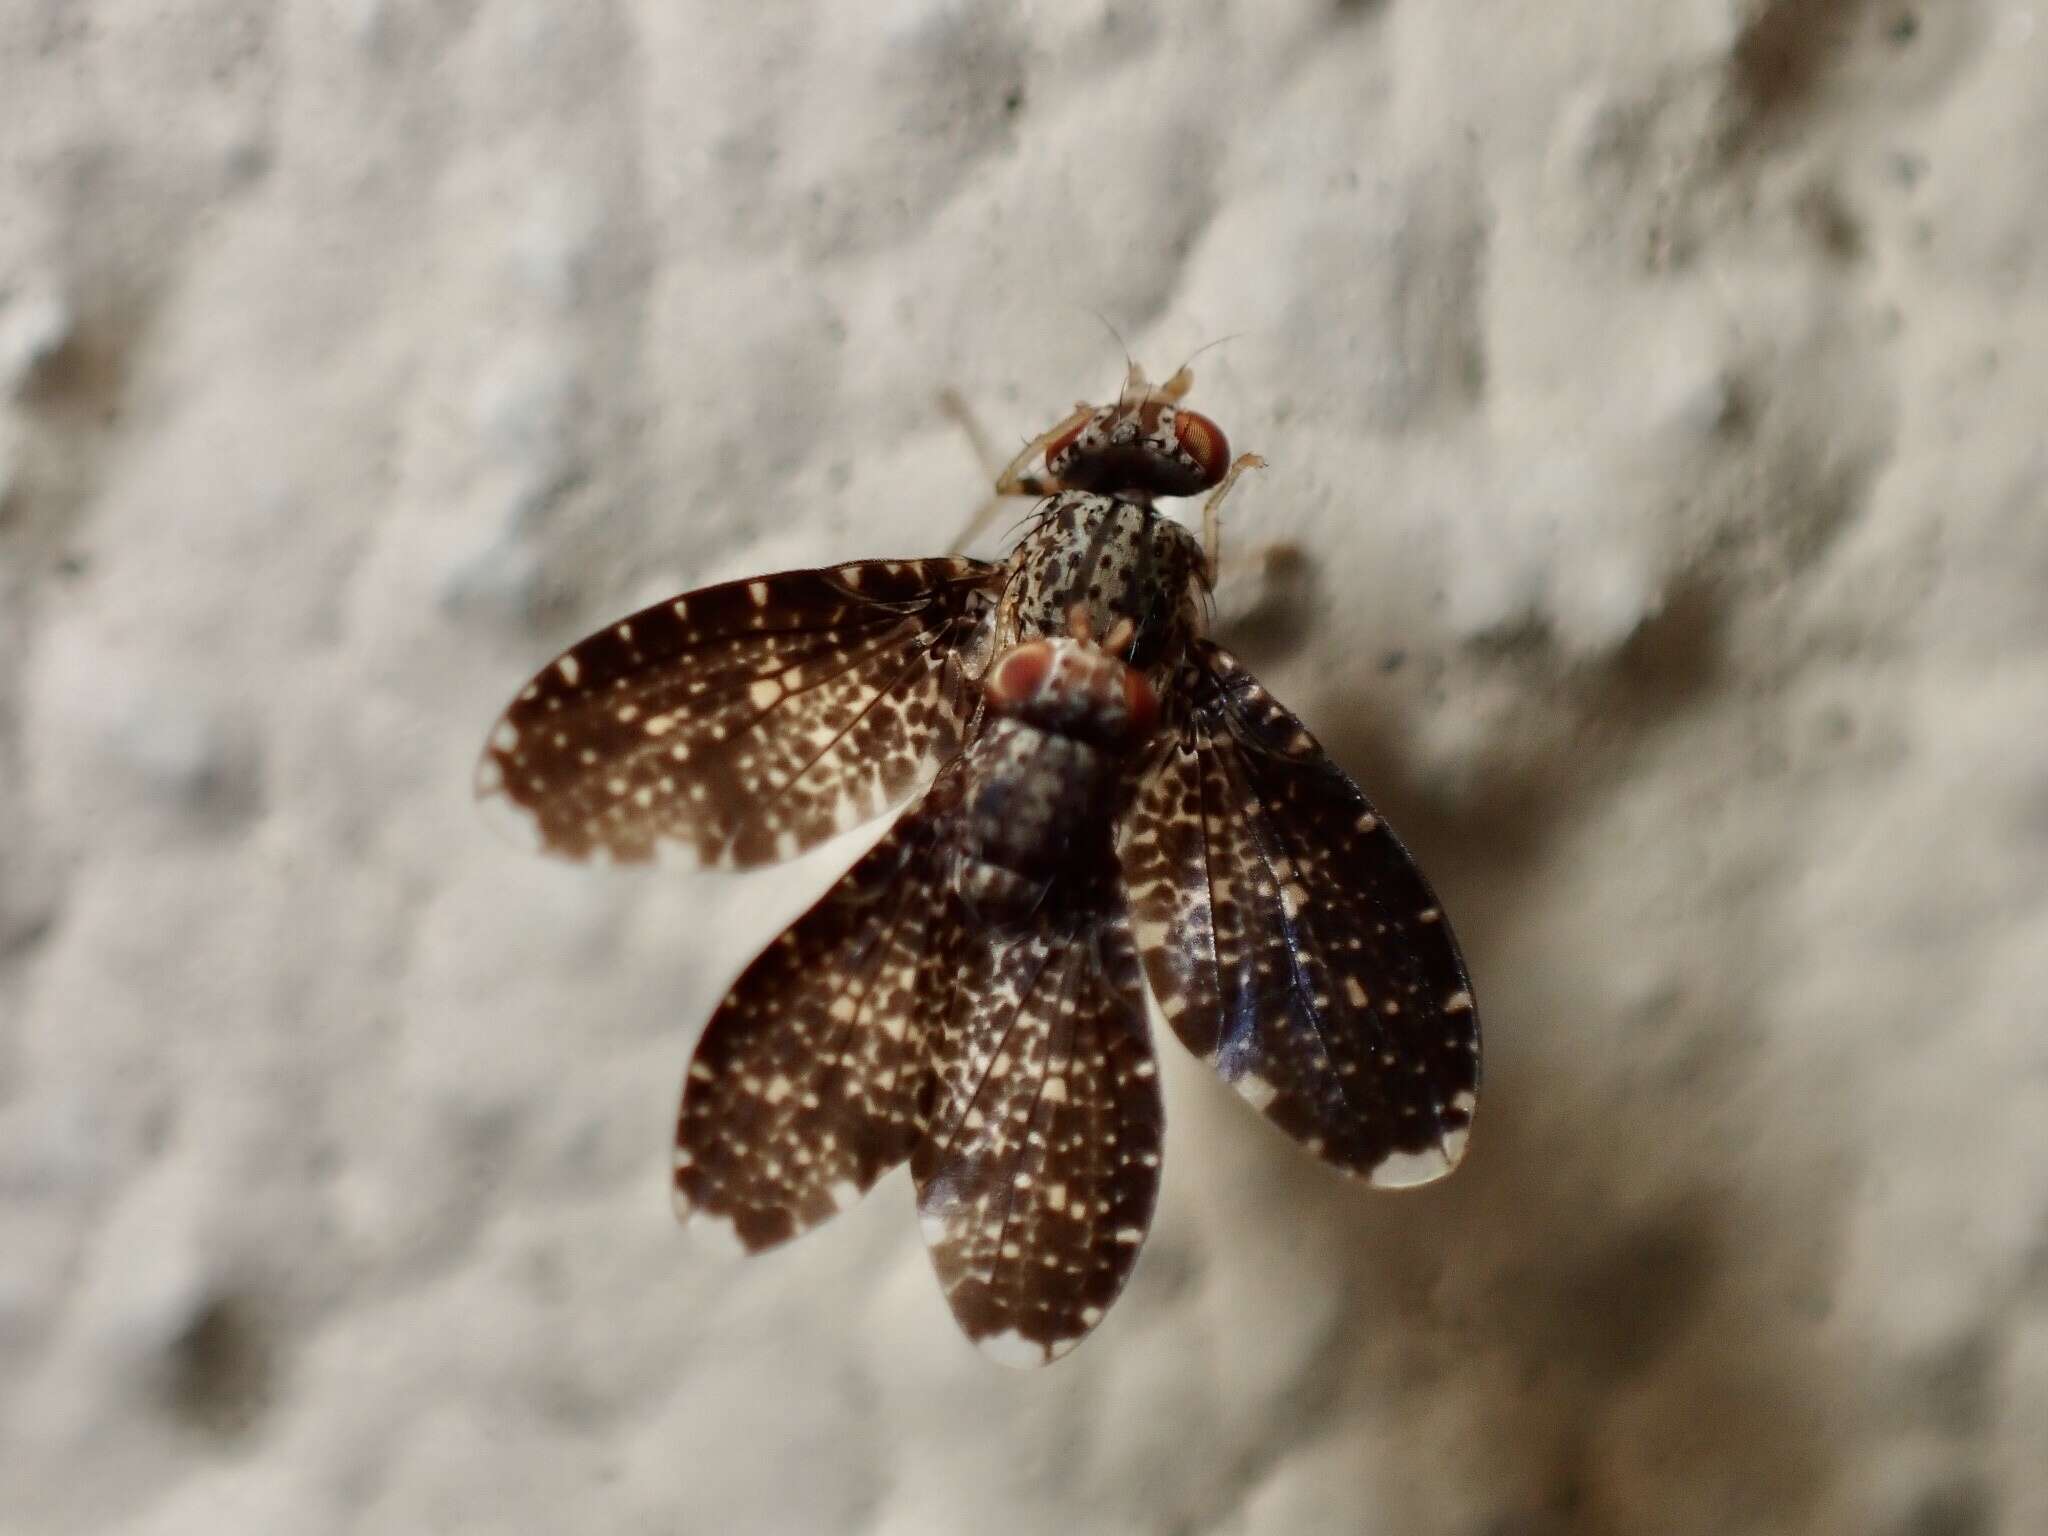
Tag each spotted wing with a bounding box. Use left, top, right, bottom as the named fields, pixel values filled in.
left=477, top=558, right=1001, bottom=867
left=671, top=775, right=964, bottom=1252
left=1119, top=641, right=1479, bottom=1187
left=911, top=849, right=1163, bottom=1367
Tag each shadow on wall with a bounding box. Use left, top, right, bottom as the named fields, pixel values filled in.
left=1180, top=555, right=1856, bottom=1529
left=1181, top=837, right=1852, bottom=1533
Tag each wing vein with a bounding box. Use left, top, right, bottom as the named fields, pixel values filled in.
left=754, top=859, right=929, bottom=1156
left=739, top=642, right=958, bottom=825
left=987, top=945, right=1086, bottom=1281
left=1213, top=722, right=1352, bottom=1106
left=931, top=934, right=1062, bottom=1162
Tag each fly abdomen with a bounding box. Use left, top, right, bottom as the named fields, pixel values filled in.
left=955, top=726, right=1115, bottom=926
left=951, top=636, right=1161, bottom=928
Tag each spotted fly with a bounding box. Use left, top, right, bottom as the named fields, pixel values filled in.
left=477, top=362, right=1480, bottom=1365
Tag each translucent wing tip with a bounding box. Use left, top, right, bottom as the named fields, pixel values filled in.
left=974, top=1327, right=1089, bottom=1370
left=673, top=1204, right=751, bottom=1258
left=473, top=732, right=548, bottom=854
left=1365, top=1088, right=1477, bottom=1189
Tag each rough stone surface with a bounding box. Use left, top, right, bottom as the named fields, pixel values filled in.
left=4, top=4, right=2046, bottom=1533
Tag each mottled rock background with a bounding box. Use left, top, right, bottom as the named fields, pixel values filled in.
left=4, top=4, right=2046, bottom=1533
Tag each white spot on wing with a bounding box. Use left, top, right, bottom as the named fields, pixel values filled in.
left=1438, top=1121, right=1472, bottom=1170
left=978, top=1329, right=1047, bottom=1369
left=1370, top=1140, right=1459, bottom=1189
left=1436, top=1089, right=1478, bottom=1173
left=556, top=655, right=581, bottom=685
left=680, top=1210, right=750, bottom=1255
left=652, top=836, right=701, bottom=870
left=1238, top=1075, right=1280, bottom=1112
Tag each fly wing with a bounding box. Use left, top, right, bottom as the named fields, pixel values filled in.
left=671, top=770, right=968, bottom=1253
left=1119, top=641, right=1480, bottom=1188
left=477, top=558, right=1001, bottom=867
left=911, top=847, right=1163, bottom=1367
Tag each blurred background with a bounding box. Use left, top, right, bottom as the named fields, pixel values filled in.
left=4, top=3, right=2045, bottom=1533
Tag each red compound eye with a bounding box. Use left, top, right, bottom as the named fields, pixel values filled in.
left=986, top=642, right=1055, bottom=712
left=1121, top=666, right=1161, bottom=738
left=1171, top=409, right=1230, bottom=488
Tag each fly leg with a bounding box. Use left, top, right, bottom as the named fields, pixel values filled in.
left=940, top=390, right=1092, bottom=552
left=1199, top=452, right=1268, bottom=588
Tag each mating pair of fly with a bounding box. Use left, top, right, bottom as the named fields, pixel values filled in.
left=477, top=361, right=1480, bottom=1367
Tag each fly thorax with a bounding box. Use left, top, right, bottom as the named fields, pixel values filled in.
left=1007, top=496, right=1207, bottom=675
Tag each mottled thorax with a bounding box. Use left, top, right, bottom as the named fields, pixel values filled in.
left=1004, top=495, right=1208, bottom=678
